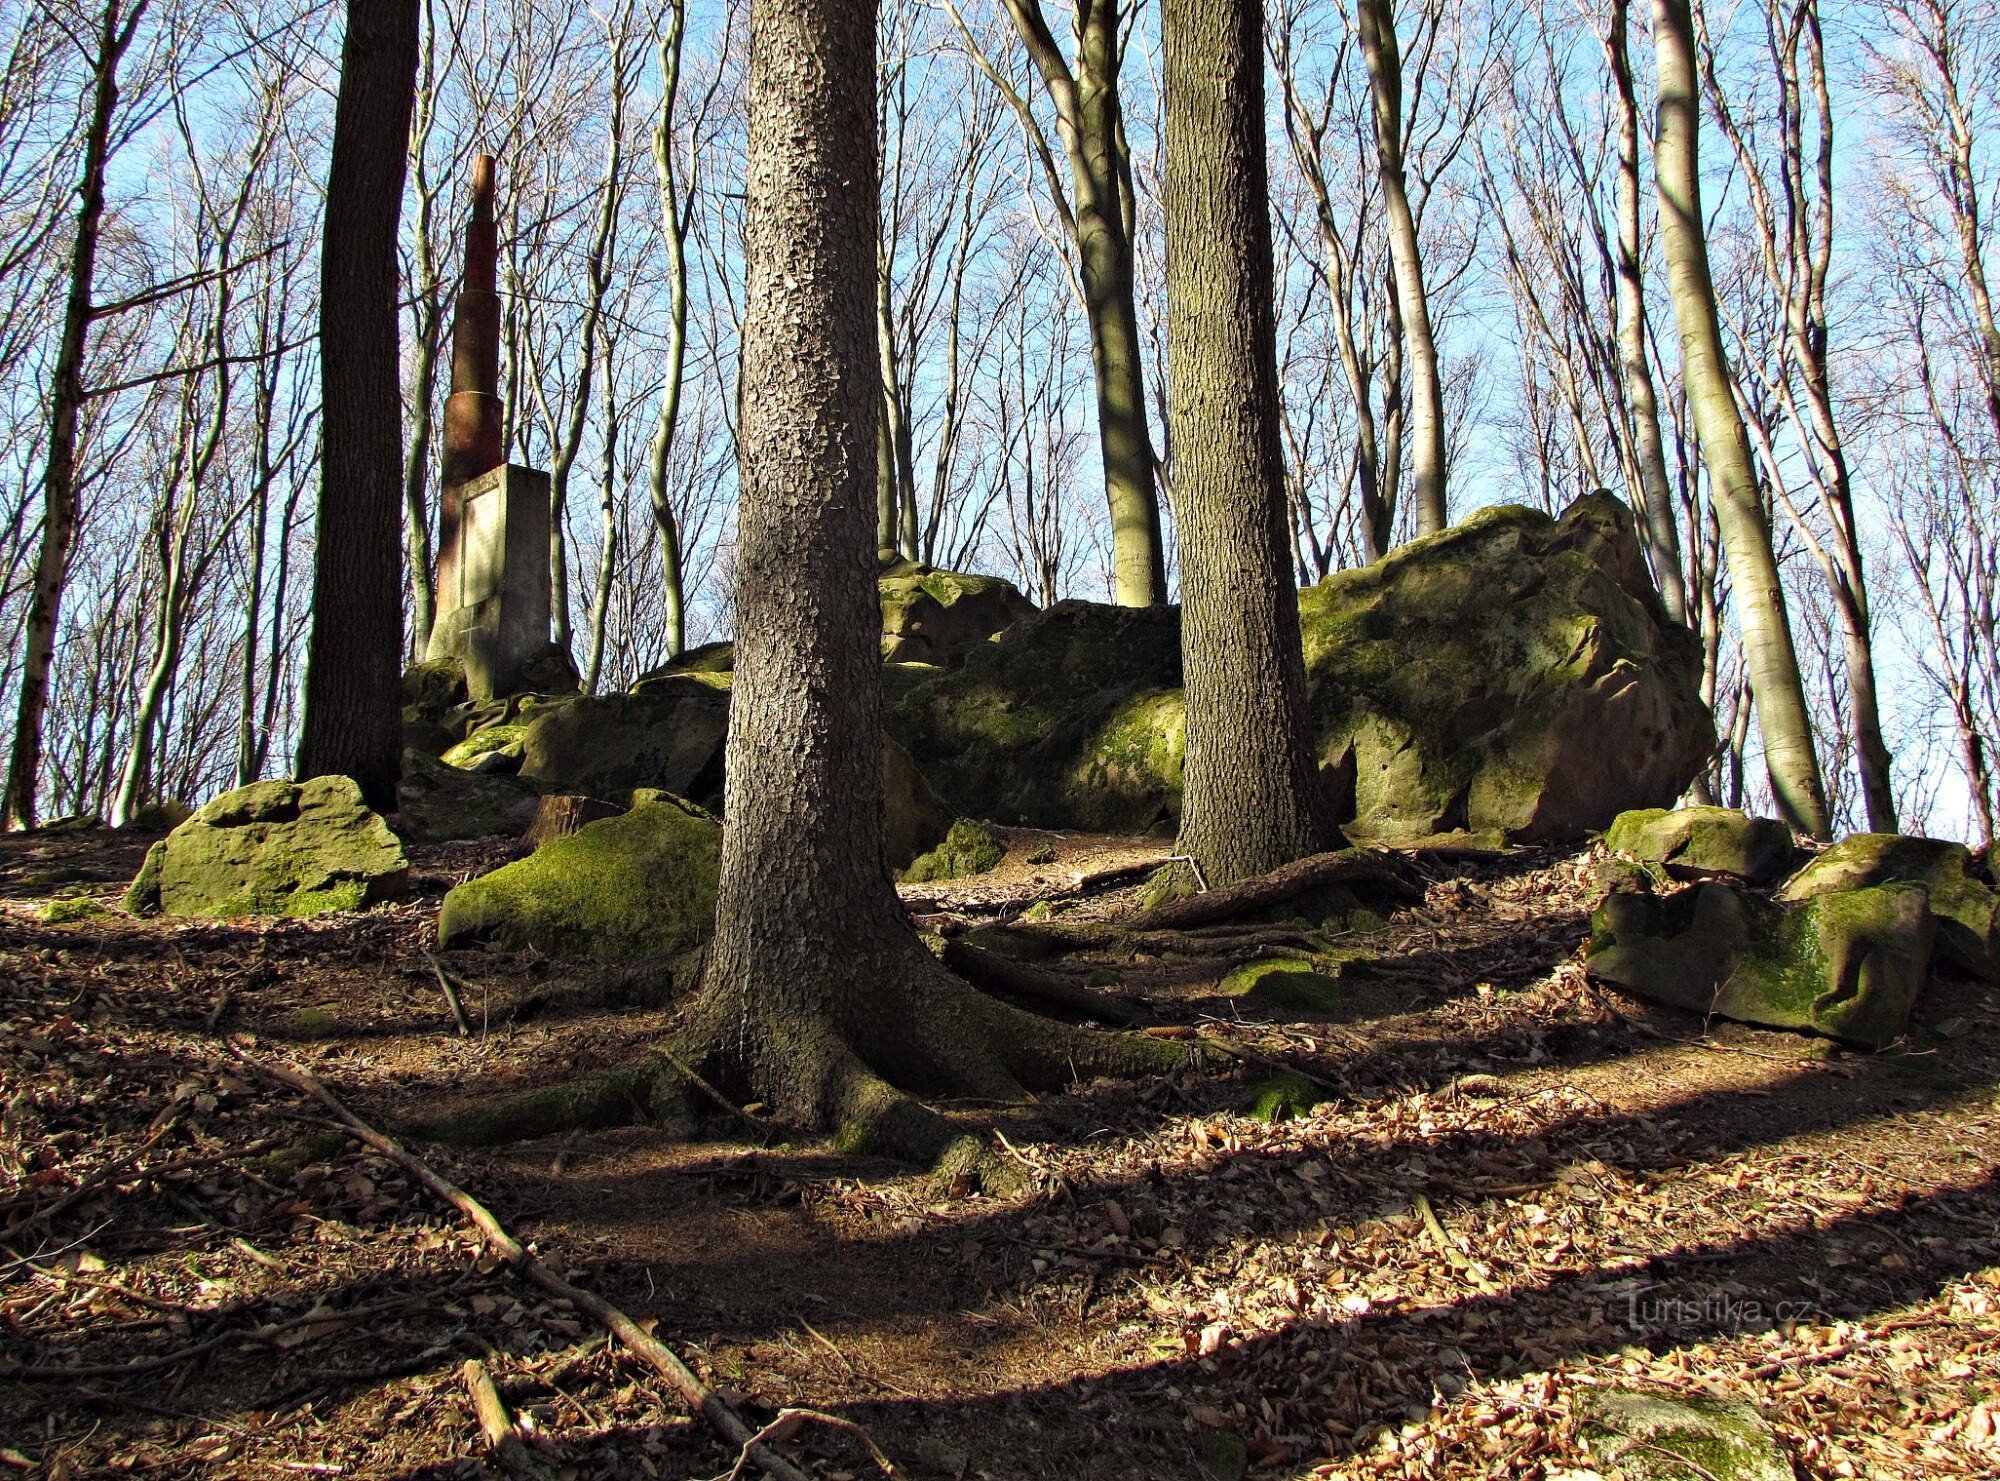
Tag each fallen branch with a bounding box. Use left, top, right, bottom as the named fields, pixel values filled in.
left=423, top=952, right=473, bottom=1037
left=224, top=1043, right=828, bottom=1481
left=714, top=1407, right=900, bottom=1481
left=463, top=1358, right=534, bottom=1474
left=0, top=1116, right=181, bottom=1238
left=1137, top=850, right=1417, bottom=931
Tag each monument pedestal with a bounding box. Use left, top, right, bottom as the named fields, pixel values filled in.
left=427, top=464, right=555, bottom=699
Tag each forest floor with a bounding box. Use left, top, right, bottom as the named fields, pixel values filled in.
left=1, top=823, right=1997, bottom=1480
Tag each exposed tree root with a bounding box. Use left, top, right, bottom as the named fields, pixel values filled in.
left=1138, top=848, right=1419, bottom=930
left=938, top=938, right=1148, bottom=1025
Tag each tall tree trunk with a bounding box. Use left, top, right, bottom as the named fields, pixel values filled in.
left=1606, top=0, right=1687, bottom=623
left=297, top=0, right=419, bottom=812
left=1651, top=0, right=1828, bottom=837
left=991, top=0, right=1166, bottom=604
left=1356, top=0, right=1446, bottom=538
left=1164, top=0, right=1338, bottom=884
left=648, top=0, right=690, bottom=658
left=665, top=0, right=1166, bottom=1167
left=3, top=0, right=144, bottom=831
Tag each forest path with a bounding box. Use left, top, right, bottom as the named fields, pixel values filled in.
left=1, top=824, right=1996, bottom=1478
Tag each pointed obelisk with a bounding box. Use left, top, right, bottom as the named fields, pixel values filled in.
left=425, top=155, right=561, bottom=698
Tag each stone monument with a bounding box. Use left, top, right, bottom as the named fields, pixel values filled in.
left=426, top=155, right=559, bottom=700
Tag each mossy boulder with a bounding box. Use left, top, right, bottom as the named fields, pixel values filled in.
left=40, top=897, right=105, bottom=924
left=1607, top=805, right=1795, bottom=884
left=1778, top=833, right=2000, bottom=981
left=436, top=795, right=720, bottom=959
left=439, top=723, right=530, bottom=774
left=878, top=563, right=1038, bottom=667
left=517, top=678, right=730, bottom=807
left=1219, top=958, right=1343, bottom=1015
left=402, top=657, right=471, bottom=754
left=397, top=750, right=540, bottom=843
left=1587, top=878, right=1936, bottom=1050
left=126, top=776, right=408, bottom=919
left=1244, top=1070, right=1331, bottom=1122
left=887, top=495, right=1709, bottom=842
left=1576, top=1387, right=1792, bottom=1481
left=1302, top=494, right=1712, bottom=842
left=887, top=600, right=1186, bottom=832
left=902, top=817, right=1005, bottom=883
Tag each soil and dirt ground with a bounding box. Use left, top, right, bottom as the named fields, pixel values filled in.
left=2, top=822, right=1996, bottom=1479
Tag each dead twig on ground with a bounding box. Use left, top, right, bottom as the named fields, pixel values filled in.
left=462, top=1358, right=534, bottom=1474
left=423, top=952, right=473, bottom=1037
left=225, top=1042, right=830, bottom=1481
left=712, top=1406, right=900, bottom=1481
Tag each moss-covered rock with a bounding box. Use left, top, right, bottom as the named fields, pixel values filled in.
left=40, top=897, right=105, bottom=924
left=1219, top=958, right=1343, bottom=1014
left=402, top=657, right=470, bottom=755
left=1244, top=1070, right=1331, bottom=1122
left=133, top=776, right=409, bottom=919
left=1576, top=1387, right=1793, bottom=1481
left=436, top=795, right=720, bottom=959
left=1587, top=878, right=1936, bottom=1050
left=1607, top=805, right=1795, bottom=884
left=878, top=564, right=1038, bottom=666
left=888, top=600, right=1186, bottom=832
left=1779, top=833, right=2000, bottom=980
left=902, top=817, right=1006, bottom=883
left=887, top=495, right=1710, bottom=842
left=517, top=679, right=730, bottom=807
left=439, top=723, right=529, bottom=773
left=397, top=750, right=540, bottom=843
left=1303, top=494, right=1712, bottom=842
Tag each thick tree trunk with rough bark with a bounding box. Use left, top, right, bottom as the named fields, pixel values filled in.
left=1164, top=0, right=1339, bottom=885
left=297, top=0, right=419, bottom=813
left=1651, top=0, right=1828, bottom=838
left=669, top=0, right=1171, bottom=1166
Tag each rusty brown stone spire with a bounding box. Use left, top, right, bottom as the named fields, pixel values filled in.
left=435, top=154, right=504, bottom=602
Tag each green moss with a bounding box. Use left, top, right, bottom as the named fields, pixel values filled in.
left=1218, top=959, right=1342, bottom=1014
left=440, top=724, right=528, bottom=769
left=901, top=818, right=1005, bottom=883
left=437, top=796, right=721, bottom=959
left=123, top=841, right=166, bottom=914
left=39, top=897, right=105, bottom=924
left=150, top=777, right=407, bottom=919
left=1084, top=968, right=1118, bottom=988
left=1781, top=832, right=2000, bottom=979
left=1021, top=900, right=1054, bottom=921
left=1576, top=1388, right=1792, bottom=1481
left=289, top=1006, right=339, bottom=1036
left=250, top=1130, right=349, bottom=1182
left=1244, top=1070, right=1330, bottom=1122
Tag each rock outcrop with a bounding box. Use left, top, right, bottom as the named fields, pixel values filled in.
left=877, top=563, right=1038, bottom=667
left=1607, top=805, right=1795, bottom=884
left=396, top=751, right=539, bottom=843
left=1587, top=876, right=1936, bottom=1050
left=436, top=795, right=720, bottom=959
left=890, top=495, right=1712, bottom=842
left=1779, top=832, right=2000, bottom=980
left=124, top=777, right=408, bottom=918
left=517, top=677, right=731, bottom=807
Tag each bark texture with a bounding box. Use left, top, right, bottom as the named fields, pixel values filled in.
left=676, top=0, right=1169, bottom=1163
left=1651, top=0, right=1828, bottom=838
left=1163, top=0, right=1339, bottom=885
left=297, top=0, right=419, bottom=813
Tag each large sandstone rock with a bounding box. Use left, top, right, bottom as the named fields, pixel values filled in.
left=1587, top=878, right=1936, bottom=1049
left=517, top=677, right=731, bottom=807
left=1303, top=494, right=1711, bottom=841
left=397, top=751, right=539, bottom=843
left=889, top=495, right=1711, bottom=841
left=436, top=795, right=720, bottom=959
left=1607, top=805, right=1795, bottom=884
left=1576, top=1387, right=1793, bottom=1481
left=124, top=777, right=408, bottom=918
left=1779, top=833, right=2000, bottom=980
left=888, top=601, right=1186, bottom=833
left=877, top=563, right=1037, bottom=666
